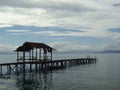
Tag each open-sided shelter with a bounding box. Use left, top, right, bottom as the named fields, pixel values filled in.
left=15, top=42, right=56, bottom=62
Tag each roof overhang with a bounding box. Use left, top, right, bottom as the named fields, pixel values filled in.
left=15, top=42, right=56, bottom=52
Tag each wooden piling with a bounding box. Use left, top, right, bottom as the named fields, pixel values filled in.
left=30, top=63, right=32, bottom=73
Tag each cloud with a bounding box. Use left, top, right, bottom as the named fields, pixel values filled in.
left=0, top=7, right=55, bottom=27
left=4, top=26, right=86, bottom=37
left=31, top=30, right=85, bottom=37
left=0, top=0, right=100, bottom=10
left=0, top=23, right=13, bottom=28
left=3, top=25, right=119, bottom=38
left=6, top=30, right=30, bottom=33
left=6, top=29, right=31, bottom=35
left=100, top=34, right=120, bottom=50
left=0, top=44, right=15, bottom=51
left=112, top=3, right=120, bottom=7
left=0, top=0, right=102, bottom=29
left=49, top=41, right=93, bottom=52
left=1, top=0, right=120, bottom=51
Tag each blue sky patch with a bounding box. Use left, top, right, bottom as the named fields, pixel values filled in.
left=0, top=25, right=103, bottom=48
left=109, top=28, right=120, bottom=33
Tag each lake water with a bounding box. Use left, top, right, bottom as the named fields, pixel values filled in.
left=0, top=53, right=120, bottom=90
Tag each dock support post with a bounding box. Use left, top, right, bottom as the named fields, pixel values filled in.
left=30, top=63, right=32, bottom=73
left=41, top=63, right=43, bottom=70
left=39, top=63, right=41, bottom=70
left=23, top=48, right=25, bottom=80
left=16, top=64, right=18, bottom=75
left=7, top=65, right=11, bottom=74
left=0, top=65, right=2, bottom=75
left=35, top=63, right=37, bottom=72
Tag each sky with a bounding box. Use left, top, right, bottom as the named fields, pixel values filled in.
left=0, top=0, right=120, bottom=52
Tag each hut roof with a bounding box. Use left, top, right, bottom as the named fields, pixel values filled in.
left=15, top=42, right=56, bottom=52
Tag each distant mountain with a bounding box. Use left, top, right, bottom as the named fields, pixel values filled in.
left=1, top=50, right=120, bottom=55
left=0, top=51, right=15, bottom=54
left=56, top=50, right=120, bottom=54
left=101, top=50, right=120, bottom=53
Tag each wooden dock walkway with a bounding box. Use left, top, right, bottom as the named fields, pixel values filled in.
left=0, top=58, right=97, bottom=75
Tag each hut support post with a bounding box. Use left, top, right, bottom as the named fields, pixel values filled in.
left=29, top=51, right=31, bottom=61
left=39, top=48, right=41, bottom=60
left=51, top=51, right=52, bottom=61
left=36, top=48, right=37, bottom=60
left=17, top=52, right=19, bottom=62
left=32, top=49, right=34, bottom=60
left=44, top=49, right=47, bottom=61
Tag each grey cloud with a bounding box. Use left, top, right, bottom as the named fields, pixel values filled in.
left=0, top=0, right=96, bottom=11
left=0, top=0, right=37, bottom=8
left=0, top=0, right=97, bottom=18
left=0, top=44, right=15, bottom=51
left=0, top=0, right=100, bottom=26
left=43, top=2, right=98, bottom=18
left=0, top=0, right=28, bottom=7
left=112, top=3, right=120, bottom=7
left=102, top=36, right=120, bottom=50
left=49, top=41, right=91, bottom=52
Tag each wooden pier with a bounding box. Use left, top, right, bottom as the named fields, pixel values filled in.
left=0, top=58, right=97, bottom=75
left=0, top=42, right=97, bottom=75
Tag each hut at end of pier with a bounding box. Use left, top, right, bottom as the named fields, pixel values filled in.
left=15, top=42, right=56, bottom=62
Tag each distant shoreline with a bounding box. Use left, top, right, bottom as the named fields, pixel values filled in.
left=0, top=52, right=16, bottom=55
left=0, top=50, right=120, bottom=55
left=55, top=50, right=120, bottom=54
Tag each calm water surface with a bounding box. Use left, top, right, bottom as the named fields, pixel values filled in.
left=0, top=53, right=120, bottom=90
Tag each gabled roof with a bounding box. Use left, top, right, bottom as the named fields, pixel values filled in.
left=15, top=42, right=56, bottom=52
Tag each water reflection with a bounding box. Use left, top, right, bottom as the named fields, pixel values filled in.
left=16, top=71, right=53, bottom=90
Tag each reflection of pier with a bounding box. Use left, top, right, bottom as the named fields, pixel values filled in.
left=0, top=42, right=97, bottom=75
left=16, top=71, right=53, bottom=90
